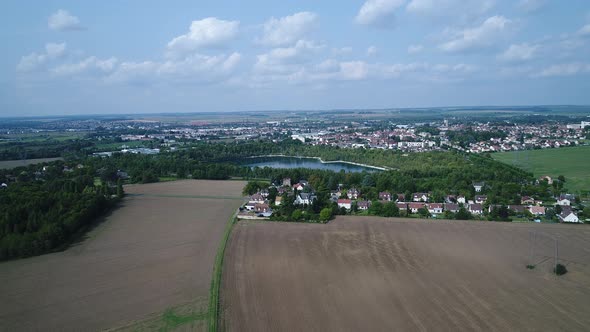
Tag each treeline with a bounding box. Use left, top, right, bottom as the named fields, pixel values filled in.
left=0, top=140, right=93, bottom=161
left=0, top=162, right=121, bottom=261
left=446, top=130, right=507, bottom=147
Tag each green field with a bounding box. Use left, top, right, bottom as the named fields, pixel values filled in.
left=493, top=146, right=590, bottom=194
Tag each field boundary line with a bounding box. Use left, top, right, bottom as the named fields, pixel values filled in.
left=209, top=207, right=240, bottom=332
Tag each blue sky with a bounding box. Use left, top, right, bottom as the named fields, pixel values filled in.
left=2, top=0, right=590, bottom=116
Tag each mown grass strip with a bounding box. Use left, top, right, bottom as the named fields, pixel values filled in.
left=208, top=211, right=239, bottom=332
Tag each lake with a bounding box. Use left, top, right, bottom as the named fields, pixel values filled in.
left=244, top=156, right=379, bottom=173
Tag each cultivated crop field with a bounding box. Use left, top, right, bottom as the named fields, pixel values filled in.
left=0, top=157, right=63, bottom=169
left=221, top=216, right=590, bottom=331
left=493, top=146, right=590, bottom=194
left=0, top=180, right=245, bottom=331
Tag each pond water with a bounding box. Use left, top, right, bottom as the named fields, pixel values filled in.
left=244, top=156, right=379, bottom=173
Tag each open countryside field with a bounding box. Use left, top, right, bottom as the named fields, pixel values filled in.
left=0, top=157, right=63, bottom=169
left=221, top=216, right=590, bottom=331
left=0, top=180, right=245, bottom=332
left=493, top=146, right=590, bottom=194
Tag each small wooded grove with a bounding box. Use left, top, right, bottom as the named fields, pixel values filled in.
left=0, top=163, right=121, bottom=261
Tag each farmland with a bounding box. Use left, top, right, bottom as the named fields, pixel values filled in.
left=221, top=216, right=590, bottom=331
left=0, top=157, right=63, bottom=169
left=493, top=146, right=590, bottom=194
left=0, top=180, right=245, bottom=331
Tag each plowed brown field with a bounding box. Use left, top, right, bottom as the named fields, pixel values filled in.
left=221, top=216, right=590, bottom=331
left=0, top=180, right=245, bottom=332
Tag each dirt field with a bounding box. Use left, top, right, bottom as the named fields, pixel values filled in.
left=0, top=157, right=63, bottom=169
left=0, top=180, right=245, bottom=332
left=221, top=216, right=590, bottom=331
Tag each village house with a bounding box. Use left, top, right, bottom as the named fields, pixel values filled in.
left=457, top=195, right=466, bottom=204
left=473, top=182, right=484, bottom=192
left=427, top=203, right=443, bottom=214
left=396, top=193, right=406, bottom=202
left=468, top=203, right=483, bottom=215
left=295, top=192, right=316, bottom=206
left=249, top=193, right=266, bottom=204
left=408, top=202, right=426, bottom=214
left=338, top=199, right=352, bottom=210
left=559, top=210, right=580, bottom=223
left=444, top=203, right=460, bottom=213
left=528, top=206, right=546, bottom=216
left=379, top=191, right=392, bottom=201
left=508, top=205, right=526, bottom=214
left=357, top=200, right=371, bottom=211
left=556, top=194, right=574, bottom=206
left=254, top=203, right=270, bottom=213
left=293, top=183, right=305, bottom=191
left=445, top=195, right=457, bottom=203
left=539, top=175, right=553, bottom=184
left=474, top=195, right=487, bottom=204
left=244, top=202, right=256, bottom=211
left=347, top=188, right=360, bottom=200
left=412, top=193, right=429, bottom=202
left=396, top=202, right=408, bottom=211
left=274, top=196, right=283, bottom=206
left=282, top=177, right=292, bottom=186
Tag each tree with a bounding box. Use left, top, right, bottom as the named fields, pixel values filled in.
left=382, top=202, right=400, bottom=217
left=319, top=208, right=333, bottom=222
left=456, top=207, right=472, bottom=220
left=368, top=201, right=383, bottom=216
left=291, top=209, right=302, bottom=221
left=418, top=207, right=429, bottom=218
left=116, top=179, right=124, bottom=198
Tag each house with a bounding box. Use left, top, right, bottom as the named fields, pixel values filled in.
left=528, top=206, right=546, bottom=216
left=0, top=183, right=7, bottom=189
left=473, top=182, right=484, bottom=192
left=488, top=204, right=502, bottom=213
left=274, top=196, right=283, bottom=206
left=445, top=195, right=457, bottom=203
left=249, top=193, right=265, bottom=204
left=444, top=203, right=460, bottom=213
left=559, top=211, right=580, bottom=223
left=408, top=202, right=426, bottom=214
left=412, top=193, right=429, bottom=202
left=379, top=191, right=392, bottom=201
left=474, top=195, right=487, bottom=204
left=338, top=199, right=352, bottom=210
left=468, top=203, right=483, bottom=215
left=521, top=196, right=535, bottom=205
left=427, top=203, right=443, bottom=214
left=396, top=193, right=406, bottom=202
left=539, top=175, right=553, bottom=184
left=293, top=183, right=305, bottom=191
left=556, top=194, right=575, bottom=206
left=254, top=203, right=270, bottom=213
left=295, top=193, right=316, bottom=205
left=457, top=195, right=466, bottom=204
left=330, top=190, right=342, bottom=199
left=508, top=205, right=526, bottom=214
left=277, top=187, right=288, bottom=195
left=347, top=188, right=360, bottom=200
left=396, top=202, right=408, bottom=211
left=282, top=178, right=292, bottom=186
left=116, top=170, right=129, bottom=180
left=299, top=180, right=309, bottom=187
left=357, top=200, right=371, bottom=211
left=259, top=189, right=269, bottom=198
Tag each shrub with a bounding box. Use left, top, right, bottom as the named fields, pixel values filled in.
left=554, top=263, right=567, bottom=276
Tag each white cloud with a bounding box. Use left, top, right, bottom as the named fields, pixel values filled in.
left=17, top=43, right=67, bottom=72
left=517, top=0, right=547, bottom=13
left=578, top=24, right=590, bottom=37
left=107, top=52, right=241, bottom=84
left=498, top=43, right=538, bottom=62
left=258, top=12, right=318, bottom=46
left=406, top=0, right=495, bottom=19
left=255, top=40, right=323, bottom=74
left=407, top=44, right=424, bottom=54
left=355, top=0, right=405, bottom=28
left=367, top=46, right=378, bottom=56
left=48, top=10, right=83, bottom=31
left=167, top=18, right=239, bottom=55
left=52, top=57, right=118, bottom=76
left=340, top=61, right=369, bottom=80
left=534, top=63, right=590, bottom=77
left=439, top=16, right=511, bottom=53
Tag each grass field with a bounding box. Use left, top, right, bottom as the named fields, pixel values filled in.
left=221, top=216, right=590, bottom=331
left=0, top=157, right=63, bottom=169
left=0, top=180, right=245, bottom=331
left=493, top=146, right=590, bottom=194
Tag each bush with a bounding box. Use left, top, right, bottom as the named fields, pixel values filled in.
left=554, top=263, right=567, bottom=276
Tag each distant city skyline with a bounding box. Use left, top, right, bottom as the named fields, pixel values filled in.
left=2, top=0, right=590, bottom=116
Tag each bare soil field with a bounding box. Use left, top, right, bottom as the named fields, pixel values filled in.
left=221, top=216, right=590, bottom=331
left=0, top=180, right=245, bottom=332
left=0, top=157, right=63, bottom=169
